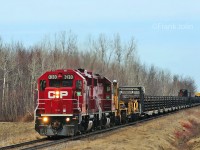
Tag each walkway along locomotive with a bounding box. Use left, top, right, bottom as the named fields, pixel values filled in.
left=34, top=69, right=200, bottom=137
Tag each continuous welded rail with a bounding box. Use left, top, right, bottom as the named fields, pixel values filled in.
left=2, top=104, right=200, bottom=150
left=143, top=96, right=200, bottom=111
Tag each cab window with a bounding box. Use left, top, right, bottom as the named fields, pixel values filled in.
left=40, top=80, right=46, bottom=91
left=76, top=80, right=82, bottom=90
left=105, top=84, right=111, bottom=92
left=106, top=86, right=111, bottom=92
left=49, top=80, right=60, bottom=87
left=49, top=79, right=73, bottom=87
left=63, top=80, right=73, bottom=87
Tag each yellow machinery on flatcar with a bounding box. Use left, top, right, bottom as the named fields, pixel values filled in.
left=128, top=98, right=139, bottom=115
left=113, top=80, right=144, bottom=123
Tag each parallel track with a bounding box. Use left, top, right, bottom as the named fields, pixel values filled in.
left=1, top=105, right=200, bottom=150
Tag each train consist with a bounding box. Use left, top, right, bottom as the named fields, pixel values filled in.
left=34, top=69, right=200, bottom=137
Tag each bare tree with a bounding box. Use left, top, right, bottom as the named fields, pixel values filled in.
left=113, top=34, right=122, bottom=66
left=0, top=33, right=198, bottom=121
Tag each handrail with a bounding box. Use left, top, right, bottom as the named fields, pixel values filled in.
left=90, top=99, right=112, bottom=101
left=38, top=98, right=112, bottom=101
left=38, top=99, right=78, bottom=100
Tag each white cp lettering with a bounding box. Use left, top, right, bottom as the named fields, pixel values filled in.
left=48, top=91, right=68, bottom=98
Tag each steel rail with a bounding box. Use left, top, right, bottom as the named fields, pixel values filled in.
left=0, top=138, right=47, bottom=150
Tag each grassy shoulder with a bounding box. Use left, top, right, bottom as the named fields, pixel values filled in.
left=0, top=122, right=43, bottom=147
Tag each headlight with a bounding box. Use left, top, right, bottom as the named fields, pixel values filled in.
left=43, top=117, right=48, bottom=123
left=55, top=91, right=60, bottom=98
left=66, top=117, right=70, bottom=122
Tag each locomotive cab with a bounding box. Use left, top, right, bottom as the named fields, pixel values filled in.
left=34, top=69, right=115, bottom=137
left=35, top=69, right=85, bottom=136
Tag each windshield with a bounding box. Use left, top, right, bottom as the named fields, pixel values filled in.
left=49, top=79, right=73, bottom=87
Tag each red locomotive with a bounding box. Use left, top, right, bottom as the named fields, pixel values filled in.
left=35, top=69, right=115, bottom=136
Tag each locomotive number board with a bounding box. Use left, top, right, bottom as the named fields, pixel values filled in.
left=48, top=75, right=57, bottom=79
left=63, top=74, right=74, bottom=79
left=48, top=74, right=74, bottom=79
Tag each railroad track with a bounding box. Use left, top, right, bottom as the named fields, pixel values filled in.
left=0, top=138, right=48, bottom=150
left=1, top=105, right=199, bottom=150
left=0, top=117, right=157, bottom=150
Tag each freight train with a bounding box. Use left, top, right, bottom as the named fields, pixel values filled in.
left=34, top=69, right=200, bottom=137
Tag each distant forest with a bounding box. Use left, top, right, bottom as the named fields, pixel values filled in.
left=0, top=32, right=196, bottom=121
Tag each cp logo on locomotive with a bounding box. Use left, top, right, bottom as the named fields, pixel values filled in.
left=48, top=91, right=68, bottom=98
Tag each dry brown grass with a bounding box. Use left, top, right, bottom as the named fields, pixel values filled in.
left=0, top=122, right=43, bottom=147
left=171, top=109, right=200, bottom=150
left=16, top=111, right=34, bottom=122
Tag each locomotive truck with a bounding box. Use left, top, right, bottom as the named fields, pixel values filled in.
left=35, top=69, right=200, bottom=137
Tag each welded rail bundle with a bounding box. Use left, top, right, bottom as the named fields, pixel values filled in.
left=34, top=69, right=200, bottom=137
left=143, top=96, right=200, bottom=111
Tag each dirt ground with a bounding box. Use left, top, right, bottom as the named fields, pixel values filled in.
left=1, top=106, right=200, bottom=149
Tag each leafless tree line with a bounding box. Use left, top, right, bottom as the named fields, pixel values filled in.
left=0, top=32, right=197, bottom=121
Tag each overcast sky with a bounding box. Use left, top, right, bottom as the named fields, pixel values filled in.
left=1, top=0, right=200, bottom=90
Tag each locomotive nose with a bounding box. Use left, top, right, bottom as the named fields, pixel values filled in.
left=45, top=89, right=73, bottom=114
